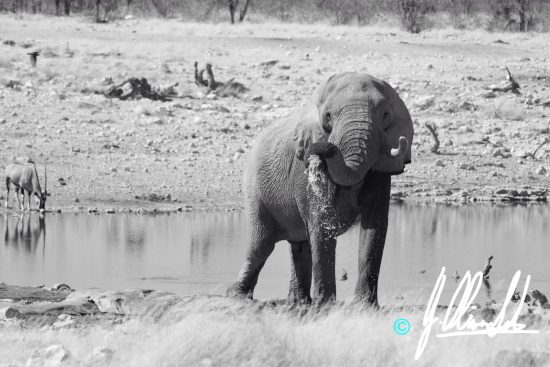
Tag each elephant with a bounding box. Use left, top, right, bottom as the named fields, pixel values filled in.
left=227, top=73, right=414, bottom=307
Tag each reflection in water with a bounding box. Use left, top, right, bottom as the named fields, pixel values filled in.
left=3, top=213, right=46, bottom=255
left=0, top=205, right=548, bottom=304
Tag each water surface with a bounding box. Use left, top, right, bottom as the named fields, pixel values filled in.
left=1, top=204, right=548, bottom=304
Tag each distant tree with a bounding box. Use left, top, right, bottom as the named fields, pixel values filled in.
left=64, top=0, right=70, bottom=15
left=488, top=0, right=547, bottom=31
left=397, top=0, right=433, bottom=33
left=228, top=0, right=251, bottom=23
left=239, top=0, right=251, bottom=21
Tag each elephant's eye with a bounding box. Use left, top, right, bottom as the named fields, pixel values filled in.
left=323, top=112, right=332, bottom=133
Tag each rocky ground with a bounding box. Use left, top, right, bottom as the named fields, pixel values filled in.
left=0, top=15, right=549, bottom=213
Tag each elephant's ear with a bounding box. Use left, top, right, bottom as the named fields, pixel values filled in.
left=293, top=74, right=352, bottom=160
left=373, top=82, right=414, bottom=174
left=293, top=100, right=328, bottom=160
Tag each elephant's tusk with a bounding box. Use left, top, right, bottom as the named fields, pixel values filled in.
left=390, top=136, right=408, bottom=158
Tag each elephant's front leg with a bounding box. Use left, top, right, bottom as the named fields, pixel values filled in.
left=355, top=171, right=391, bottom=307
left=310, top=228, right=337, bottom=306
left=306, top=155, right=338, bottom=306
left=287, top=240, right=312, bottom=305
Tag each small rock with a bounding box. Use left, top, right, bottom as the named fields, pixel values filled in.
left=513, top=150, right=528, bottom=158
left=493, top=148, right=511, bottom=158
left=536, top=166, right=547, bottom=175
left=479, top=91, right=496, bottom=99
left=49, top=283, right=72, bottom=291
left=459, top=163, right=475, bottom=170
left=251, top=95, right=263, bottom=102
left=0, top=307, right=22, bottom=320
left=413, top=95, right=435, bottom=110
left=26, top=344, right=69, bottom=367
left=434, top=159, right=444, bottom=167
left=52, top=314, right=74, bottom=329
left=109, top=167, right=118, bottom=172
left=89, top=347, right=114, bottom=364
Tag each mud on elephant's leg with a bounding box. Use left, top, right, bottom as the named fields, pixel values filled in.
left=307, top=155, right=339, bottom=307
left=287, top=240, right=312, bottom=305
left=310, top=231, right=337, bottom=306
left=355, top=172, right=391, bottom=307
left=227, top=208, right=276, bottom=299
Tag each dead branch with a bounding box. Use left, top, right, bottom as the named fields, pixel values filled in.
left=489, top=66, right=520, bottom=94
left=194, top=61, right=249, bottom=98
left=205, top=63, right=218, bottom=90
left=532, top=137, right=549, bottom=158
left=194, top=61, right=207, bottom=87
left=425, top=122, right=440, bottom=153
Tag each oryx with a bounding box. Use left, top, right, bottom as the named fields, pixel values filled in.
left=4, top=159, right=47, bottom=211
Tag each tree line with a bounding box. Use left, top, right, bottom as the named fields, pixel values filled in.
left=1, top=0, right=549, bottom=32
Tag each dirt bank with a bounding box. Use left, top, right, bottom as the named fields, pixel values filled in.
left=0, top=15, right=549, bottom=213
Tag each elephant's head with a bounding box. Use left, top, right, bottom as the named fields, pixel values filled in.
left=295, top=73, right=414, bottom=186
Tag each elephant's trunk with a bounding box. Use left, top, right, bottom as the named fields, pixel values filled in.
left=325, top=106, right=380, bottom=187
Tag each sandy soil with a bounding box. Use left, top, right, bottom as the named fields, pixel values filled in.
left=0, top=14, right=549, bottom=213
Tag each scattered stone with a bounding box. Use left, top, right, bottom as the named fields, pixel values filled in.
left=479, top=91, right=496, bottom=98
left=435, top=159, right=444, bottom=167
left=413, top=95, right=435, bottom=110
left=0, top=307, right=22, bottom=320
left=459, top=101, right=477, bottom=111
left=536, top=166, right=547, bottom=175
left=252, top=95, right=263, bottom=102
left=49, top=283, right=72, bottom=291
left=493, top=148, right=511, bottom=158
left=26, top=344, right=69, bottom=367
left=52, top=314, right=75, bottom=329
left=513, top=150, right=528, bottom=158
left=459, top=163, right=475, bottom=170
left=89, top=347, right=115, bottom=364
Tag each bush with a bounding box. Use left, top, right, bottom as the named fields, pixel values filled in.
left=397, top=0, right=434, bottom=33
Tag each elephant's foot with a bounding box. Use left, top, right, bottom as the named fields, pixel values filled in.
left=226, top=282, right=253, bottom=300
left=312, top=294, right=336, bottom=310
left=287, top=289, right=311, bottom=306
left=353, top=294, right=380, bottom=310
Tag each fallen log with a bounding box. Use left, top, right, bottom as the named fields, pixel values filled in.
left=105, top=78, right=174, bottom=102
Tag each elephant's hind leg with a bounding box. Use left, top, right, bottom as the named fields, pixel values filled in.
left=227, top=205, right=277, bottom=299
left=287, top=240, right=312, bottom=305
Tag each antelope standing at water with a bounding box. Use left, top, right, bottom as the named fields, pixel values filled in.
left=4, top=160, right=47, bottom=211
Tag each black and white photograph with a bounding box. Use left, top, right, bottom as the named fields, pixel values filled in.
left=0, top=0, right=549, bottom=366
